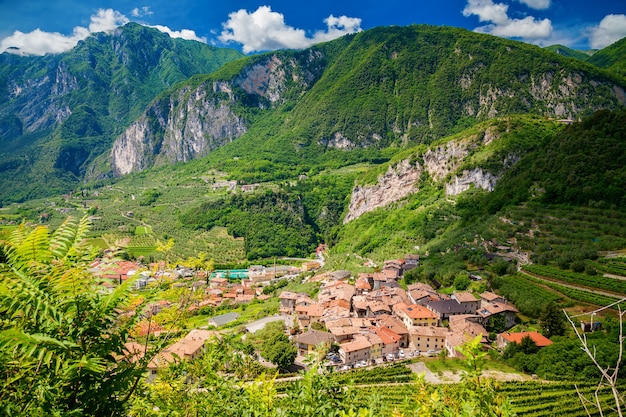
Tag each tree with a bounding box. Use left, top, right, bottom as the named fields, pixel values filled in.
left=261, top=332, right=297, bottom=370
left=0, top=217, right=148, bottom=416
left=453, top=273, right=471, bottom=291
left=540, top=301, right=566, bottom=338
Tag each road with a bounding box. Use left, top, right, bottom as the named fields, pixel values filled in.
left=245, top=315, right=292, bottom=334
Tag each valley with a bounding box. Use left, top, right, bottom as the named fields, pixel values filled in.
left=1, top=21, right=626, bottom=417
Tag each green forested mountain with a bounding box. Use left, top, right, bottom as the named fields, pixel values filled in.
left=107, top=25, right=625, bottom=184
left=1, top=24, right=625, bottom=203
left=586, top=36, right=626, bottom=80
left=0, top=22, right=243, bottom=202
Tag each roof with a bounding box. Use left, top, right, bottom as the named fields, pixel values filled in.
left=372, top=326, right=402, bottom=344
left=426, top=300, right=467, bottom=315
left=378, top=315, right=409, bottom=335
left=339, top=336, right=372, bottom=353
left=477, top=302, right=519, bottom=317
left=452, top=292, right=479, bottom=303
left=295, top=329, right=335, bottom=346
left=500, top=331, right=552, bottom=347
left=208, top=312, right=240, bottom=326
left=295, top=303, right=324, bottom=317
left=395, top=302, right=439, bottom=320
left=480, top=291, right=503, bottom=302
left=409, top=326, right=451, bottom=338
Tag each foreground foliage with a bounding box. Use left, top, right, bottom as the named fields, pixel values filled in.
left=0, top=217, right=147, bottom=416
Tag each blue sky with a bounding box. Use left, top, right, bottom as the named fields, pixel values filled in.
left=1, top=0, right=625, bottom=56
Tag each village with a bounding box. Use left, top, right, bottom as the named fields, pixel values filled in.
left=89, top=249, right=556, bottom=378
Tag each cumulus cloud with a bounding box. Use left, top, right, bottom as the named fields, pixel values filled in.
left=0, top=7, right=208, bottom=56
left=463, top=0, right=552, bottom=41
left=219, top=6, right=361, bottom=53
left=0, top=9, right=128, bottom=56
left=149, top=25, right=207, bottom=42
left=588, top=14, right=626, bottom=49
left=516, top=0, right=550, bottom=10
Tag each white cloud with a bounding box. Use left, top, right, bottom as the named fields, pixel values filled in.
left=132, top=7, right=153, bottom=18
left=0, top=7, right=206, bottom=56
left=0, top=8, right=128, bottom=56
left=589, top=14, right=626, bottom=49
left=516, top=0, right=550, bottom=10
left=88, top=9, right=129, bottom=33
left=150, top=25, right=207, bottom=43
left=219, top=6, right=361, bottom=53
left=463, top=0, right=552, bottom=41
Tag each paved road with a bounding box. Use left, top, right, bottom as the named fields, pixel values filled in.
left=245, top=315, right=292, bottom=333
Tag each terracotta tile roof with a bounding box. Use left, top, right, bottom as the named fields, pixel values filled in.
left=500, top=331, right=552, bottom=347
left=340, top=336, right=372, bottom=353
left=372, top=326, right=401, bottom=344
left=395, top=302, right=439, bottom=320
left=452, top=292, right=479, bottom=303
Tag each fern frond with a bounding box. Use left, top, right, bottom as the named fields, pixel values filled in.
left=13, top=225, right=52, bottom=267
left=50, top=216, right=79, bottom=259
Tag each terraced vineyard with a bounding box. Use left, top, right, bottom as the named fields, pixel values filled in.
left=347, top=378, right=624, bottom=416
left=523, top=264, right=626, bottom=295
left=518, top=270, right=623, bottom=308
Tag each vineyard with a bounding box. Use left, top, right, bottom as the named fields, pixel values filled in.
left=494, top=273, right=564, bottom=317
left=595, top=258, right=626, bottom=277
left=520, top=270, right=624, bottom=308
left=523, top=264, right=626, bottom=296
left=343, top=376, right=624, bottom=416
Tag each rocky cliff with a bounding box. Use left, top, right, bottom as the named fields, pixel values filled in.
left=343, top=121, right=528, bottom=223
left=110, top=51, right=325, bottom=174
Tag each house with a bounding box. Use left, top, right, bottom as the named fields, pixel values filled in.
left=363, top=332, right=384, bottom=360
left=403, top=254, right=420, bottom=271
left=371, top=326, right=402, bottom=356
left=317, top=282, right=355, bottom=307
left=338, top=336, right=372, bottom=365
left=394, top=302, right=439, bottom=328
left=451, top=292, right=481, bottom=314
left=295, top=302, right=324, bottom=328
left=210, top=277, right=229, bottom=289
left=497, top=331, right=553, bottom=350
left=406, top=283, right=439, bottom=305
left=409, top=326, right=451, bottom=353
left=379, top=315, right=410, bottom=348
left=425, top=300, right=467, bottom=321
left=294, top=329, right=335, bottom=356
left=208, top=312, right=240, bottom=327
left=366, top=300, right=392, bottom=317
left=355, top=276, right=372, bottom=295
left=479, top=291, right=506, bottom=307
left=147, top=329, right=218, bottom=381
left=279, top=291, right=310, bottom=315
left=476, top=302, right=519, bottom=330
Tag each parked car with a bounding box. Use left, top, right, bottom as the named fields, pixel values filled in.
left=387, top=353, right=394, bottom=361
left=399, top=349, right=405, bottom=359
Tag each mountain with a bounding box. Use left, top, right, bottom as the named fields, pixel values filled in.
left=586, top=36, right=626, bottom=80
left=2, top=24, right=626, bottom=205
left=110, top=25, right=626, bottom=181
left=0, top=22, right=243, bottom=202
left=544, top=44, right=596, bottom=61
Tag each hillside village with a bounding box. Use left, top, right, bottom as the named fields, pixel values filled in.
left=94, top=251, right=557, bottom=376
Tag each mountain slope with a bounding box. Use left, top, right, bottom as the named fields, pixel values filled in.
left=586, top=36, right=626, bottom=80
left=0, top=22, right=243, bottom=202
left=110, top=25, right=626, bottom=181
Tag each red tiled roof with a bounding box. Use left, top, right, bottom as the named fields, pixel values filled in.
left=500, top=331, right=552, bottom=347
